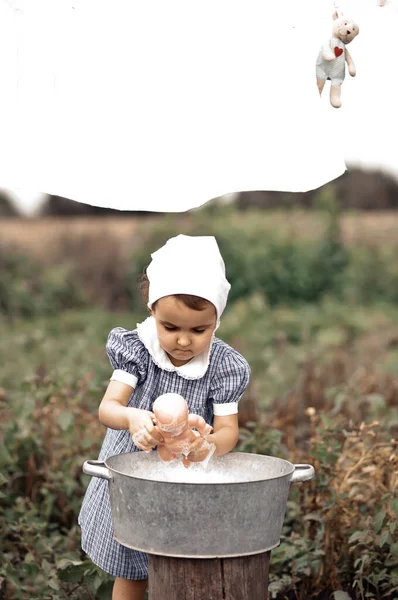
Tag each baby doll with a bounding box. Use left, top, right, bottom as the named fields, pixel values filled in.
left=152, top=393, right=215, bottom=468
left=316, top=10, right=359, bottom=108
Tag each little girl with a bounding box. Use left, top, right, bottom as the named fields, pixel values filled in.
left=78, top=234, right=250, bottom=600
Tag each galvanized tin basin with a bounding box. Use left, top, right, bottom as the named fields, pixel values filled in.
left=82, top=451, right=315, bottom=558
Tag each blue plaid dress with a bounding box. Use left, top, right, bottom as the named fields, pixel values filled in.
left=78, top=324, right=250, bottom=580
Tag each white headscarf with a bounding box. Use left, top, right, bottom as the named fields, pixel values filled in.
left=146, top=234, right=231, bottom=326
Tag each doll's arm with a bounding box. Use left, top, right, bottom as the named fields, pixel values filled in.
left=345, top=48, right=356, bottom=76
left=321, top=42, right=335, bottom=62
left=187, top=413, right=213, bottom=436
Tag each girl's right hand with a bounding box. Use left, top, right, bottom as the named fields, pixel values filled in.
left=128, top=408, right=164, bottom=451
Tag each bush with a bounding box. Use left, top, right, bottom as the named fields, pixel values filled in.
left=127, top=205, right=349, bottom=308
left=0, top=362, right=114, bottom=598
left=343, top=244, right=398, bottom=305
left=1, top=307, right=397, bottom=599
left=4, top=205, right=398, bottom=317
left=0, top=244, right=88, bottom=319
left=263, top=414, right=398, bottom=600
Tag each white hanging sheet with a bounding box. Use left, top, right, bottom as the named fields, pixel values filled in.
left=0, top=1, right=393, bottom=212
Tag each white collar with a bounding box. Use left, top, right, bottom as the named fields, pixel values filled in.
left=136, top=316, right=213, bottom=380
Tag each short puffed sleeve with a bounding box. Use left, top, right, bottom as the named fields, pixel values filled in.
left=210, top=349, right=250, bottom=416
left=106, top=327, right=149, bottom=388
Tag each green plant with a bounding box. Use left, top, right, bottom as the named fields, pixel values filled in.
left=127, top=203, right=349, bottom=309
left=1, top=302, right=398, bottom=598
left=0, top=245, right=88, bottom=319
left=253, top=413, right=398, bottom=600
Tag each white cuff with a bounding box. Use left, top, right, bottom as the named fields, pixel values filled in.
left=213, top=402, right=238, bottom=416
left=110, top=369, right=138, bottom=388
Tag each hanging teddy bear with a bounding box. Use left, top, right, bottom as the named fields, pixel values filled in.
left=316, top=10, right=359, bottom=108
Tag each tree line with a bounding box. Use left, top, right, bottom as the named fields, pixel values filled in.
left=1, top=167, right=398, bottom=217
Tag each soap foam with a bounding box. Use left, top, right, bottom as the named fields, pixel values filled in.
left=121, top=452, right=293, bottom=484
left=133, top=457, right=270, bottom=484
left=141, top=461, right=233, bottom=483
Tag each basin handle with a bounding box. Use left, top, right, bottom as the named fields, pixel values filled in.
left=290, top=464, right=315, bottom=483
left=82, top=460, right=112, bottom=481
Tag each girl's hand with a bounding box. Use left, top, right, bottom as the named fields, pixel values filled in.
left=182, top=433, right=215, bottom=467
left=128, top=408, right=164, bottom=452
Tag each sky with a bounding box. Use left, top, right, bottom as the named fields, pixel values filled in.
left=0, top=0, right=397, bottom=215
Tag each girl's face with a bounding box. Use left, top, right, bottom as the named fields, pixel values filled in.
left=152, top=296, right=217, bottom=367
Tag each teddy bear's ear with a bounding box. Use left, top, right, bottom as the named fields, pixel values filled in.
left=332, top=10, right=339, bottom=20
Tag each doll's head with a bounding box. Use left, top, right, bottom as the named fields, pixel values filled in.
left=332, top=10, right=359, bottom=45
left=138, top=235, right=230, bottom=366
left=153, top=393, right=189, bottom=435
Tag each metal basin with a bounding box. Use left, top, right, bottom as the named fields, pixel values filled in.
left=82, top=451, right=315, bottom=558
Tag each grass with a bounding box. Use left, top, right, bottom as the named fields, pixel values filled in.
left=1, top=300, right=397, bottom=599
left=1, top=205, right=398, bottom=598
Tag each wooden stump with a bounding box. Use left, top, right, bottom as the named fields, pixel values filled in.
left=148, top=551, right=270, bottom=600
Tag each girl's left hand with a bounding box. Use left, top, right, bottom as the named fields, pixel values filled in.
left=182, top=434, right=214, bottom=467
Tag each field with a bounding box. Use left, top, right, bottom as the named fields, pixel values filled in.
left=2, top=211, right=398, bottom=259
left=1, top=207, right=398, bottom=599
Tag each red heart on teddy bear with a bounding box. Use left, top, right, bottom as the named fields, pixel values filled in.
left=334, top=46, right=343, bottom=57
